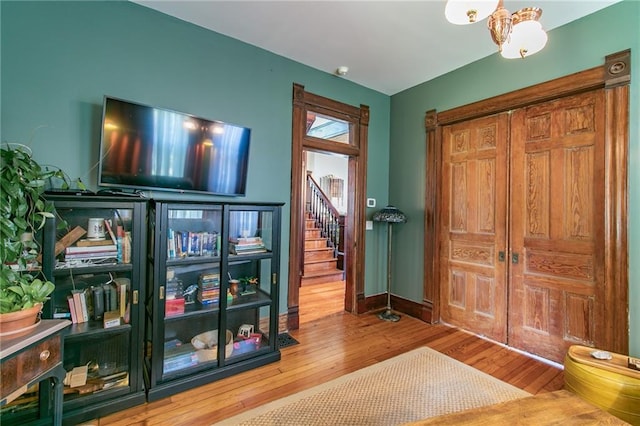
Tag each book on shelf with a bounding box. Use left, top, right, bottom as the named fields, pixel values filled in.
left=66, top=244, right=117, bottom=254
left=76, top=238, right=116, bottom=248
left=229, top=236, right=263, bottom=245
left=67, top=295, right=78, bottom=324
left=92, top=286, right=104, bottom=320
left=198, top=273, right=220, bottom=287
left=71, top=290, right=88, bottom=323
left=67, top=296, right=78, bottom=323
left=64, top=251, right=118, bottom=260
left=53, top=306, right=71, bottom=319
left=229, top=246, right=267, bottom=255
left=115, top=278, right=130, bottom=320
left=229, top=236, right=266, bottom=255
left=230, top=243, right=265, bottom=250
left=103, top=283, right=117, bottom=312
left=167, top=228, right=176, bottom=259
left=104, top=219, right=118, bottom=244
left=122, top=231, right=131, bottom=264
left=163, top=345, right=198, bottom=374
left=116, top=226, right=124, bottom=263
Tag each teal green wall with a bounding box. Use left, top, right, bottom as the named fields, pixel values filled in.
left=390, top=0, right=639, bottom=356
left=0, top=1, right=391, bottom=312
left=3, top=1, right=637, bottom=356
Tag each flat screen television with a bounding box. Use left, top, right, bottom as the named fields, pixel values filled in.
left=98, top=96, right=251, bottom=196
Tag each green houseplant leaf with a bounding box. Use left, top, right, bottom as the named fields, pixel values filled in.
left=0, top=143, right=59, bottom=313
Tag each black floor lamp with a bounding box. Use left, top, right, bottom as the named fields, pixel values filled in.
left=373, top=205, right=407, bottom=322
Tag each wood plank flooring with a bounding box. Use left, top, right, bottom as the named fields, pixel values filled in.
left=97, top=281, right=564, bottom=425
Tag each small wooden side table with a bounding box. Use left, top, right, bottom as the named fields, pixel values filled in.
left=1, top=319, right=71, bottom=426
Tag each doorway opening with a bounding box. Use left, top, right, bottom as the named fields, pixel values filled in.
left=287, top=84, right=369, bottom=330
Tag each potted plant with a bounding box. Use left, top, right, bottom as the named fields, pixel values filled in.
left=0, top=143, right=66, bottom=335
left=239, top=276, right=258, bottom=294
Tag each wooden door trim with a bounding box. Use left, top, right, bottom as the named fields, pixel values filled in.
left=424, top=50, right=630, bottom=354
left=288, top=83, right=369, bottom=330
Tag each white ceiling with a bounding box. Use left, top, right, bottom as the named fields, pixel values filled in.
left=132, top=0, right=620, bottom=95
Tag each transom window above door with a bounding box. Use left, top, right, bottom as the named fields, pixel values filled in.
left=306, top=112, right=350, bottom=144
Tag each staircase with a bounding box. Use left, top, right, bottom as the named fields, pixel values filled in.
left=302, top=212, right=344, bottom=285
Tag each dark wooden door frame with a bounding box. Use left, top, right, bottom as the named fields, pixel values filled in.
left=288, top=83, right=369, bottom=330
left=424, top=50, right=630, bottom=354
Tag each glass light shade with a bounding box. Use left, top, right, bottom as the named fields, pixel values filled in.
left=373, top=205, right=407, bottom=223
left=501, top=8, right=548, bottom=59
left=445, top=0, right=499, bottom=25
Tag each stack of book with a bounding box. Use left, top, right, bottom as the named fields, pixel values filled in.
left=228, top=236, right=266, bottom=255
left=197, top=273, right=219, bottom=305
left=165, top=277, right=183, bottom=300
left=65, top=242, right=117, bottom=261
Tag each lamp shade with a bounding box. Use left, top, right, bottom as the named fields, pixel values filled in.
left=501, top=7, right=547, bottom=59
left=373, top=205, right=407, bottom=223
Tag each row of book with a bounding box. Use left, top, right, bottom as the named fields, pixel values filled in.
left=58, top=279, right=130, bottom=327
left=167, top=229, right=219, bottom=259
left=229, top=236, right=267, bottom=255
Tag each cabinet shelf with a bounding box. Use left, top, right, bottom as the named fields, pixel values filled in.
left=164, top=303, right=220, bottom=323
left=227, top=289, right=272, bottom=311
left=63, top=382, right=131, bottom=407
left=166, top=256, right=221, bottom=267
left=53, top=263, right=133, bottom=276
left=64, top=322, right=132, bottom=340
left=228, top=251, right=273, bottom=261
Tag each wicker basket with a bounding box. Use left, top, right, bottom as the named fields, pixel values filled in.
left=191, top=329, right=233, bottom=362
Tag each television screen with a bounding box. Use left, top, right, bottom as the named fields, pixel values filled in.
left=98, top=96, right=251, bottom=196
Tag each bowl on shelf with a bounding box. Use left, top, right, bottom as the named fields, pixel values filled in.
left=191, top=329, right=233, bottom=362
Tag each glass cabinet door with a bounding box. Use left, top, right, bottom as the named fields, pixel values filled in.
left=151, top=205, right=224, bottom=381
left=224, top=207, right=278, bottom=362
left=40, top=198, right=146, bottom=421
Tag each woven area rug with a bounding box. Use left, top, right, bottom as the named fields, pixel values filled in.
left=214, top=346, right=530, bottom=425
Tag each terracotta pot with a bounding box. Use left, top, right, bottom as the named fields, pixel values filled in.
left=0, top=303, right=42, bottom=339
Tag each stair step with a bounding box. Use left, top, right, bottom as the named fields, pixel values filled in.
left=305, top=219, right=317, bottom=229
left=305, top=238, right=328, bottom=249
left=305, top=229, right=321, bottom=238
left=301, top=269, right=345, bottom=285
left=304, top=258, right=338, bottom=271
left=304, top=248, right=334, bottom=261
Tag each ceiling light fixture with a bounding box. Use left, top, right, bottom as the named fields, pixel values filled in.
left=445, top=0, right=548, bottom=59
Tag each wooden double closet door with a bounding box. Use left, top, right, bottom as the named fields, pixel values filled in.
left=440, top=89, right=608, bottom=363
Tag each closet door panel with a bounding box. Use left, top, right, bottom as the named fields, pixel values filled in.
left=440, top=113, right=509, bottom=343
left=509, top=90, right=605, bottom=363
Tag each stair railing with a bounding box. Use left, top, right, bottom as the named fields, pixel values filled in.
left=306, top=172, right=342, bottom=258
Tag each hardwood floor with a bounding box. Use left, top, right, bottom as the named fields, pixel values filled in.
left=97, top=281, right=563, bottom=425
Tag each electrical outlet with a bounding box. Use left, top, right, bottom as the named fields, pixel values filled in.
left=366, top=220, right=373, bottom=230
